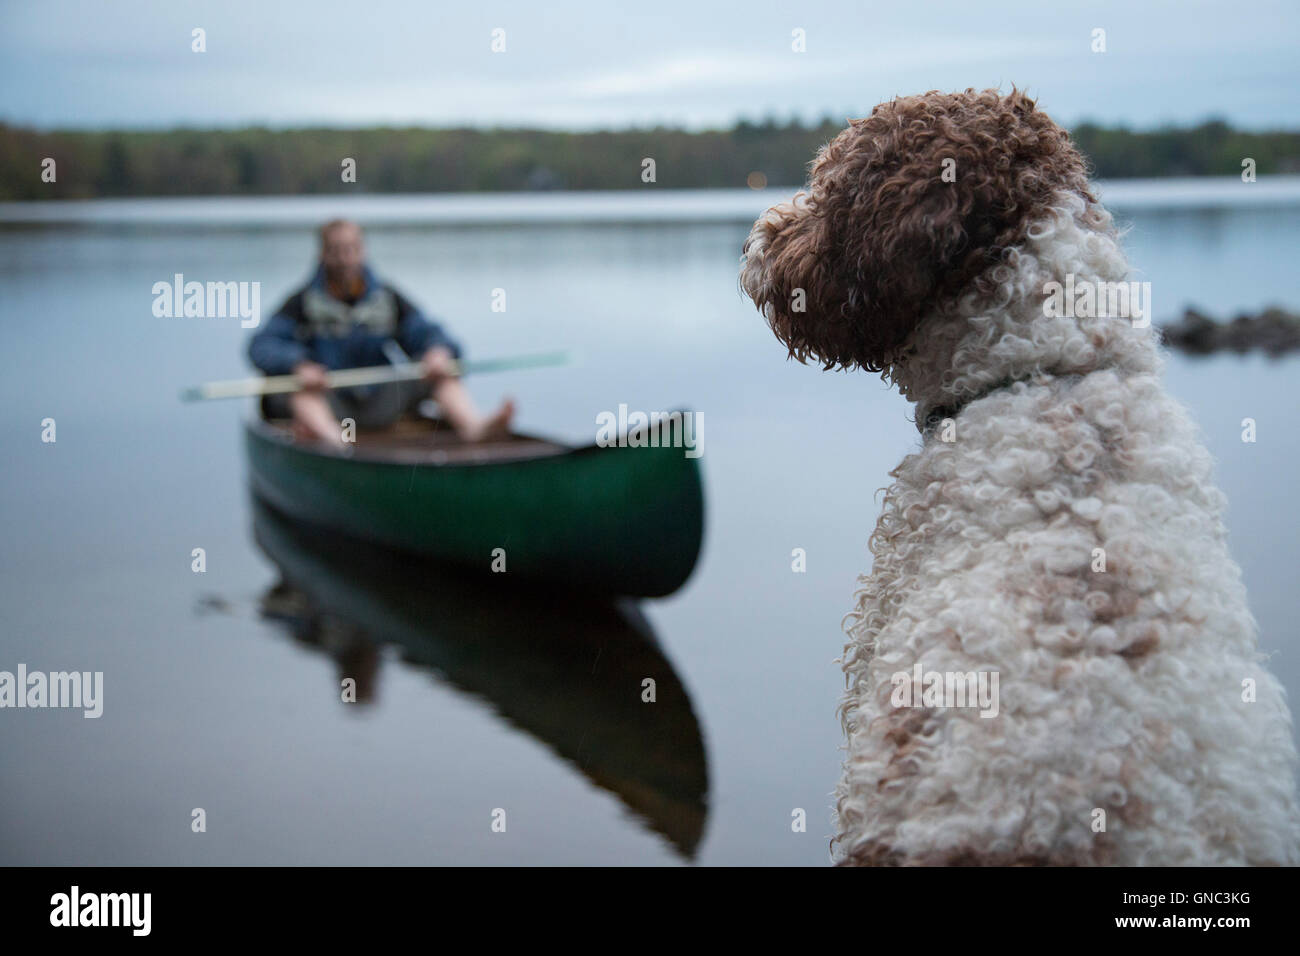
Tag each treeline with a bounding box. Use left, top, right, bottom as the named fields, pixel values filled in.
left=1071, top=120, right=1300, bottom=180
left=2, top=118, right=1298, bottom=201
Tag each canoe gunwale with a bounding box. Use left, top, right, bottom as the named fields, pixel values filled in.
left=245, top=416, right=576, bottom=469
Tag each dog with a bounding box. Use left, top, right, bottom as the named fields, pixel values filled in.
left=740, top=88, right=1300, bottom=865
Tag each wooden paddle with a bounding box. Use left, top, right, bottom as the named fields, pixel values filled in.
left=180, top=351, right=569, bottom=402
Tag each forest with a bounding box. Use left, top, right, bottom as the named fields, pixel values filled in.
left=2, top=118, right=1297, bottom=200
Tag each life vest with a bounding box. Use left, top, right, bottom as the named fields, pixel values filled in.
left=298, top=284, right=399, bottom=339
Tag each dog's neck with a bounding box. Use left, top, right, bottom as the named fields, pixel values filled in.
left=887, top=194, right=1162, bottom=431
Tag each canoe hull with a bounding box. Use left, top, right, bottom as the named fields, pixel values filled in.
left=245, top=420, right=704, bottom=597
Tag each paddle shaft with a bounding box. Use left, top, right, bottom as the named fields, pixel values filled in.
left=181, top=351, right=568, bottom=402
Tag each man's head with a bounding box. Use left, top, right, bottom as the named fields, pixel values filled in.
left=739, top=88, right=1093, bottom=373
left=319, top=219, right=365, bottom=285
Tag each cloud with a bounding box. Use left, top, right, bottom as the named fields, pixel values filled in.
left=1, top=0, right=1297, bottom=129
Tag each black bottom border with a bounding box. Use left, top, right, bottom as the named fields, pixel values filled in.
left=2, top=865, right=1291, bottom=941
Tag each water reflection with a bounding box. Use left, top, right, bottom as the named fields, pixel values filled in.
left=250, top=495, right=710, bottom=858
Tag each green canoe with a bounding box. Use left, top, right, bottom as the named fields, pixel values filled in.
left=245, top=416, right=704, bottom=597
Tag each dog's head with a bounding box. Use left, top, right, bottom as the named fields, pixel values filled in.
left=740, top=88, right=1093, bottom=372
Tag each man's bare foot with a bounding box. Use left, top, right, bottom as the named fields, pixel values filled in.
left=289, top=391, right=347, bottom=449
left=462, top=399, right=516, bottom=443
left=291, top=416, right=347, bottom=449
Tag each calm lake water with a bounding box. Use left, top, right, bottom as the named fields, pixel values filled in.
left=2, top=181, right=1298, bottom=865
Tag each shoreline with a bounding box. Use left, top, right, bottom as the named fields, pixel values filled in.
left=4, top=176, right=1300, bottom=228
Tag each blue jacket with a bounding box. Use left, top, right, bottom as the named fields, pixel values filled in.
left=248, top=265, right=463, bottom=375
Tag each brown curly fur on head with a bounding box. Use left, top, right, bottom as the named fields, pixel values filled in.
left=740, top=88, right=1095, bottom=372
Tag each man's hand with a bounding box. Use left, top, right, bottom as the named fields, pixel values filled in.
left=421, top=346, right=458, bottom=383
left=293, top=360, right=330, bottom=392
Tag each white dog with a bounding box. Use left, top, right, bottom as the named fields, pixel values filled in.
left=741, top=88, right=1300, bottom=865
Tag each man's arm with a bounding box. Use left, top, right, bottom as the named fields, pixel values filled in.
left=248, top=292, right=311, bottom=375
left=392, top=289, right=464, bottom=362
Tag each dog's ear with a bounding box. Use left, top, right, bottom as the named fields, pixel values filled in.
left=743, top=89, right=1092, bottom=372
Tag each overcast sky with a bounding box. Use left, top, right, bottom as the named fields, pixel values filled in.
left=2, top=0, right=1297, bottom=131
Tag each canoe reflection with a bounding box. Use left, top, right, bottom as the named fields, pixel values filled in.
left=251, top=495, right=710, bottom=858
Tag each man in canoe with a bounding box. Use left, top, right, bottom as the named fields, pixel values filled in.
left=249, top=219, right=514, bottom=445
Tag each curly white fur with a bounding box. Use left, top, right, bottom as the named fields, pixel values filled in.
left=832, top=192, right=1300, bottom=865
